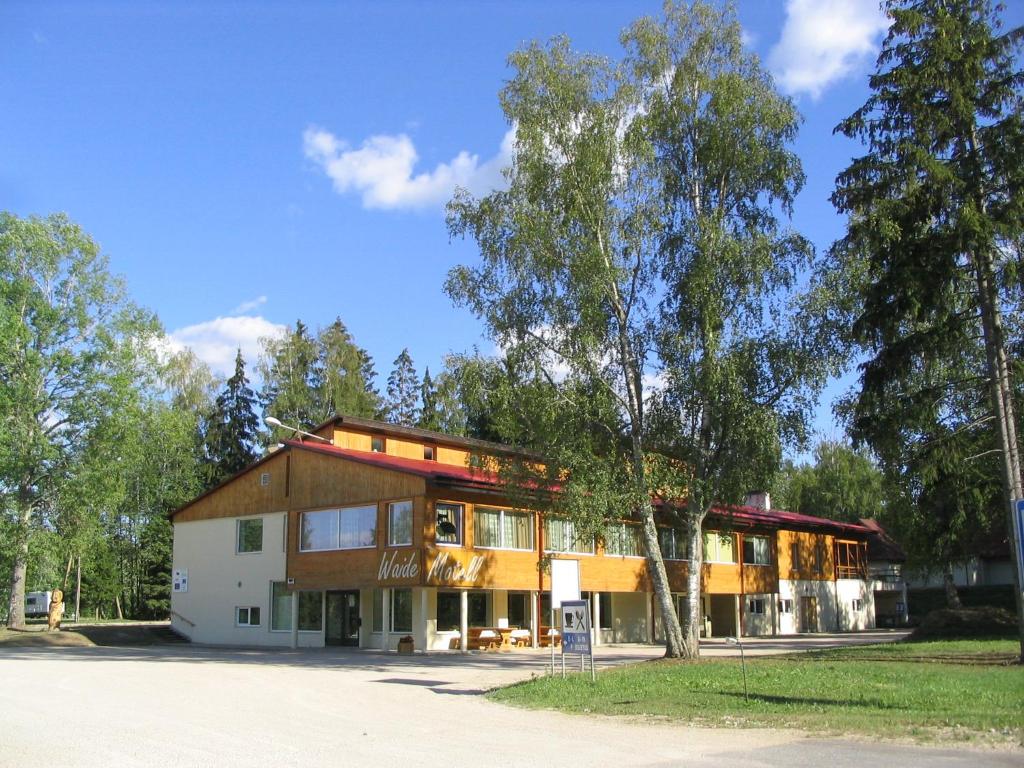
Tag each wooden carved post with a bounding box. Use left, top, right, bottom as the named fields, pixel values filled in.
left=47, top=589, right=64, bottom=631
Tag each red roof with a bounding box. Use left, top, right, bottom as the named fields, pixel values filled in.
left=286, top=440, right=503, bottom=487
left=712, top=503, right=870, bottom=535
left=291, top=441, right=867, bottom=536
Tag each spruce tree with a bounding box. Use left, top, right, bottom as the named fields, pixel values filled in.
left=385, top=348, right=420, bottom=426
left=204, top=349, right=259, bottom=487
left=832, top=0, right=1024, bottom=653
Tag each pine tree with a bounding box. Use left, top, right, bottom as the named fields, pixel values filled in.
left=204, top=349, right=259, bottom=487
left=311, top=318, right=380, bottom=421
left=385, top=348, right=420, bottom=426
left=418, top=368, right=441, bottom=431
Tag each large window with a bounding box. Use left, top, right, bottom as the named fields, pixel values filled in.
left=604, top=523, right=642, bottom=557
left=270, top=583, right=324, bottom=632
left=543, top=516, right=594, bottom=554
left=435, top=503, right=463, bottom=546
left=598, top=593, right=612, bottom=630
left=300, top=506, right=376, bottom=552
left=236, top=518, right=263, bottom=554
left=474, top=507, right=534, bottom=550
left=742, top=535, right=771, bottom=565
left=391, top=588, right=412, bottom=632
left=703, top=531, right=737, bottom=563
left=467, top=591, right=488, bottom=627
left=508, top=592, right=530, bottom=629
left=388, top=501, right=413, bottom=547
left=372, top=589, right=383, bottom=632
left=437, top=591, right=460, bottom=631
left=658, top=527, right=688, bottom=560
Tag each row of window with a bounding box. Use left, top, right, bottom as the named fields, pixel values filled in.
left=238, top=507, right=777, bottom=565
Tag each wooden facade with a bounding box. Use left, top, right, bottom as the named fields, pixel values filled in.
left=172, top=417, right=870, bottom=617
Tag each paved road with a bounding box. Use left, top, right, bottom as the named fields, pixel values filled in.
left=0, top=637, right=1018, bottom=768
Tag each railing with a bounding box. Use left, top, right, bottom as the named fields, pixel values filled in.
left=170, top=610, right=196, bottom=628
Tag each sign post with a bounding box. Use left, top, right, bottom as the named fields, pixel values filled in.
left=549, top=559, right=581, bottom=676
left=560, top=599, right=595, bottom=682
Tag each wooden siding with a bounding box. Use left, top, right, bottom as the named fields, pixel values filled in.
left=174, top=452, right=289, bottom=522
left=331, top=425, right=476, bottom=468
left=777, top=529, right=835, bottom=581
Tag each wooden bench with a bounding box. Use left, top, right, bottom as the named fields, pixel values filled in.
left=539, top=627, right=561, bottom=648
left=467, top=627, right=502, bottom=650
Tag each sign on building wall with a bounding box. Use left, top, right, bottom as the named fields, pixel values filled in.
left=172, top=569, right=188, bottom=593
left=560, top=599, right=592, bottom=655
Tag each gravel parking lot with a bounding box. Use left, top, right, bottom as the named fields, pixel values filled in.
left=1, top=635, right=1018, bottom=768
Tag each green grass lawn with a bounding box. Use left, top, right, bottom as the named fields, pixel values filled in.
left=489, top=639, right=1023, bottom=746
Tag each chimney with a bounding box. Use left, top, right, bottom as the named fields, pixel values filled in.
left=744, top=490, right=771, bottom=511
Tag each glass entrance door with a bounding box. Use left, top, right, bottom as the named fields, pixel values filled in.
left=326, top=590, right=361, bottom=646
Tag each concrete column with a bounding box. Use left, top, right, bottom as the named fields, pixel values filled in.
left=530, top=590, right=539, bottom=648
left=733, top=594, right=742, bottom=638
left=771, top=593, right=779, bottom=636
left=382, top=587, right=391, bottom=651
left=592, top=592, right=601, bottom=647
left=459, top=589, right=469, bottom=652
left=290, top=590, right=299, bottom=649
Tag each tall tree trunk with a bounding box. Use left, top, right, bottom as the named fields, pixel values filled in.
left=972, top=248, right=1024, bottom=658
left=5, top=497, right=33, bottom=630
left=680, top=506, right=704, bottom=657
left=942, top=567, right=962, bottom=609
left=75, top=555, right=81, bottom=624
left=62, top=552, right=74, bottom=592
left=115, top=594, right=124, bottom=621
left=639, top=502, right=685, bottom=658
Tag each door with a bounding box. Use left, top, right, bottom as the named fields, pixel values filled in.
left=326, top=590, right=361, bottom=646
left=800, top=596, right=817, bottom=633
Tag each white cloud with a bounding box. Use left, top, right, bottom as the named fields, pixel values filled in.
left=229, top=295, right=267, bottom=315
left=303, top=125, right=515, bottom=210
left=167, top=315, right=286, bottom=377
left=768, top=0, right=889, bottom=99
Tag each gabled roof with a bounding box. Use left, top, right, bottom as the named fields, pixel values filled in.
left=310, top=414, right=532, bottom=457
left=858, top=518, right=907, bottom=562
left=287, top=440, right=503, bottom=489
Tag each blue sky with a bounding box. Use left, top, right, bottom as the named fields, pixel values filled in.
left=4, top=1, right=1019, bottom=448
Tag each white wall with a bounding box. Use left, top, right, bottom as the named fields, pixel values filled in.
left=836, top=578, right=874, bottom=631
left=742, top=593, right=774, bottom=636
left=778, top=579, right=840, bottom=634
left=172, top=512, right=296, bottom=646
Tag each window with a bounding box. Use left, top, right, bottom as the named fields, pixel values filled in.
left=790, top=542, right=801, bottom=572
left=851, top=598, right=863, bottom=611
left=388, top=501, right=413, bottom=546
left=703, top=531, right=737, bottom=563
left=391, top=588, right=412, bottom=632
left=435, top=503, right=463, bottom=546
left=658, top=527, right=688, bottom=560
left=474, top=507, right=534, bottom=550
left=747, top=598, right=765, bottom=615
left=372, top=589, right=383, bottom=632
left=742, top=535, right=771, bottom=565
left=371, top=436, right=385, bottom=453
left=236, top=606, right=261, bottom=626
left=814, top=540, right=826, bottom=573
left=423, top=445, right=435, bottom=461
left=778, top=598, right=793, bottom=614
left=437, top=591, right=460, bottom=631
left=605, top=523, right=643, bottom=557
left=236, top=518, right=263, bottom=553
left=298, top=591, right=323, bottom=631
left=598, top=593, right=612, bottom=630
left=300, top=506, right=376, bottom=551
left=270, top=584, right=323, bottom=632
left=543, top=516, right=594, bottom=554
left=271, top=582, right=292, bottom=631
left=468, top=591, right=488, bottom=627
left=508, top=592, right=530, bottom=629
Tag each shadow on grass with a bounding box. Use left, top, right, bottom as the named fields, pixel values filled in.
left=719, top=691, right=898, bottom=709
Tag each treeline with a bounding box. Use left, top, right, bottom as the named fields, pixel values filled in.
left=0, top=212, right=495, bottom=625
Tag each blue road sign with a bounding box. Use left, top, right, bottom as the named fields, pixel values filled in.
left=560, top=599, right=592, bottom=655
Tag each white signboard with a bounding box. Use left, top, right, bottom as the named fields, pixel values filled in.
left=549, top=559, right=580, bottom=609
left=172, top=569, right=188, bottom=593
